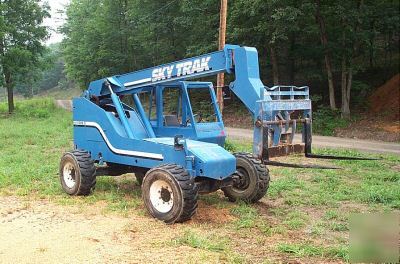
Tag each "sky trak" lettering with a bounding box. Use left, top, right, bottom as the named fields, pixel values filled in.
left=151, top=56, right=211, bottom=82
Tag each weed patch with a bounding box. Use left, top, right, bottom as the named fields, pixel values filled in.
left=231, top=202, right=259, bottom=229
left=173, top=229, right=228, bottom=252
left=277, top=242, right=348, bottom=261
left=312, top=107, right=351, bottom=136
left=283, top=211, right=309, bottom=230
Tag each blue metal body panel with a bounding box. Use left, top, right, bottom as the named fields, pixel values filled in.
left=73, top=97, right=235, bottom=180
left=144, top=138, right=235, bottom=179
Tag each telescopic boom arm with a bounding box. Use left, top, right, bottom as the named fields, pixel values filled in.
left=86, top=44, right=268, bottom=116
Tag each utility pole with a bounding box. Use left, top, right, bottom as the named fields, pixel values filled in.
left=217, top=0, right=227, bottom=114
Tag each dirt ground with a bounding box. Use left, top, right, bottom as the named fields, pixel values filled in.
left=369, top=74, right=399, bottom=120
left=335, top=118, right=400, bottom=142
left=0, top=196, right=241, bottom=264
left=335, top=74, right=400, bottom=142
left=0, top=196, right=135, bottom=264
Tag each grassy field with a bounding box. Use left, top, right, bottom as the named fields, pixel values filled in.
left=0, top=87, right=81, bottom=103
left=0, top=99, right=399, bottom=263
left=37, top=86, right=82, bottom=99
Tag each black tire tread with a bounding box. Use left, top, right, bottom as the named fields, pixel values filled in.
left=149, top=164, right=198, bottom=223
left=223, top=152, right=270, bottom=203
left=70, top=149, right=96, bottom=195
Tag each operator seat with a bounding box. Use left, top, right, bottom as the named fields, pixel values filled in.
left=164, top=115, right=180, bottom=126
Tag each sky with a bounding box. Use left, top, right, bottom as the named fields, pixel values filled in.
left=42, top=0, right=70, bottom=45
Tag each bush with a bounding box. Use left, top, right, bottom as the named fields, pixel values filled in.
left=312, top=107, right=350, bottom=136
left=351, top=81, right=372, bottom=109
left=224, top=140, right=237, bottom=152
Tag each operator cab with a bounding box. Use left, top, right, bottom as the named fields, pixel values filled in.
left=126, top=81, right=226, bottom=146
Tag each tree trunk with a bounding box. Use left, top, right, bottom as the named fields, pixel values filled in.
left=345, top=67, right=352, bottom=113
left=270, top=46, right=279, bottom=85
left=369, top=20, right=375, bottom=68
left=341, top=56, right=351, bottom=119
left=341, top=0, right=363, bottom=119
left=340, top=21, right=348, bottom=118
left=5, top=70, right=14, bottom=114
left=288, top=33, right=296, bottom=84
left=325, top=56, right=336, bottom=109
left=315, top=0, right=336, bottom=110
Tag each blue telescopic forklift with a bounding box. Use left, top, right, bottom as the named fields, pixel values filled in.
left=59, top=44, right=364, bottom=223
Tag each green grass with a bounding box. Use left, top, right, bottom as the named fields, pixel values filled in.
left=0, top=98, right=143, bottom=212
left=172, top=229, right=246, bottom=263
left=38, top=86, right=82, bottom=99
left=231, top=202, right=259, bottom=229
left=1, top=98, right=399, bottom=263
left=283, top=211, right=309, bottom=230
left=173, top=229, right=228, bottom=252
left=0, top=98, right=71, bottom=196
left=277, top=242, right=349, bottom=261
left=227, top=140, right=400, bottom=210
left=225, top=138, right=399, bottom=262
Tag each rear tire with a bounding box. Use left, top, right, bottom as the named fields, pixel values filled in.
left=222, top=152, right=270, bottom=203
left=59, top=150, right=96, bottom=196
left=142, top=164, right=198, bottom=224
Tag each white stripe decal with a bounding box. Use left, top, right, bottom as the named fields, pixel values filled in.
left=124, top=78, right=152, bottom=87
left=73, top=121, right=164, bottom=160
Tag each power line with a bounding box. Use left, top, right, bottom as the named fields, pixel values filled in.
left=131, top=0, right=180, bottom=26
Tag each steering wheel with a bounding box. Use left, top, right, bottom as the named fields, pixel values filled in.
left=196, top=113, right=203, bottom=123
left=186, top=113, right=203, bottom=125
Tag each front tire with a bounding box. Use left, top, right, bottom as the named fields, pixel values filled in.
left=222, top=152, right=270, bottom=203
left=59, top=150, right=96, bottom=196
left=142, top=164, right=198, bottom=224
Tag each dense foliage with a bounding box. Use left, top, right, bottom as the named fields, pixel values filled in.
left=0, top=0, right=50, bottom=113
left=14, top=44, right=70, bottom=98
left=62, top=0, right=399, bottom=117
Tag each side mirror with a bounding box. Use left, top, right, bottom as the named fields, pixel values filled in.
left=174, top=135, right=184, bottom=150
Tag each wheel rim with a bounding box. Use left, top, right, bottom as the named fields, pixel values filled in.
left=63, top=161, right=76, bottom=188
left=149, top=179, right=174, bottom=213
left=232, top=167, right=250, bottom=192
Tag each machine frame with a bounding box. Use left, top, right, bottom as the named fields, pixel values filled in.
left=60, top=44, right=318, bottom=223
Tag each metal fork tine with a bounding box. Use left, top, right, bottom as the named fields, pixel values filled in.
left=264, top=160, right=341, bottom=169
left=305, top=154, right=379, bottom=161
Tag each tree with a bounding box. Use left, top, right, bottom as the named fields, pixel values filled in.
left=315, top=0, right=336, bottom=110
left=61, top=0, right=104, bottom=88
left=62, top=0, right=189, bottom=87
left=229, top=0, right=305, bottom=85
left=0, top=0, right=50, bottom=113
left=14, top=44, right=66, bottom=97
left=315, top=0, right=397, bottom=118
left=61, top=0, right=399, bottom=118
left=179, top=0, right=220, bottom=56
